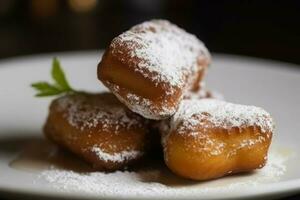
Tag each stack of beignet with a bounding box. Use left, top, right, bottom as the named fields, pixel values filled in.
left=44, top=19, right=274, bottom=181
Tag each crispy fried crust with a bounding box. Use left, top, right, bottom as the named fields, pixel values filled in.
left=164, top=125, right=272, bottom=180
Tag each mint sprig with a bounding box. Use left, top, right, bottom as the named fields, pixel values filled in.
left=31, top=58, right=76, bottom=97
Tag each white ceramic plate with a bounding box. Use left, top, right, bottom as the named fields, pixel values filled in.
left=0, top=51, right=300, bottom=200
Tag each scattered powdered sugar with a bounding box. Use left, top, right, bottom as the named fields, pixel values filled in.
left=91, top=145, right=143, bottom=163
left=171, top=99, right=275, bottom=135
left=55, top=93, right=143, bottom=132
left=37, top=149, right=288, bottom=198
left=107, top=83, right=177, bottom=120
left=124, top=92, right=176, bottom=119
left=262, top=151, right=287, bottom=177
left=110, top=19, right=210, bottom=87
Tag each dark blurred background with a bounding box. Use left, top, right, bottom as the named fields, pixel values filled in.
left=0, top=0, right=299, bottom=64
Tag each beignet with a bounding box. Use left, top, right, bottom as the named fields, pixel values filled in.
left=161, top=99, right=274, bottom=180
left=98, top=20, right=210, bottom=119
left=44, top=93, right=150, bottom=171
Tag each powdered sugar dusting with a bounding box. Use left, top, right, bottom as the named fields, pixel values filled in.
left=108, top=83, right=177, bottom=120
left=38, top=149, right=288, bottom=198
left=125, top=92, right=176, bottom=119
left=111, top=19, right=210, bottom=87
left=54, top=93, right=144, bottom=132
left=91, top=146, right=143, bottom=163
left=171, top=99, right=275, bottom=135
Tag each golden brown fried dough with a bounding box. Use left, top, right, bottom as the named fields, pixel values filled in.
left=44, top=92, right=150, bottom=171
left=161, top=99, right=274, bottom=180
left=98, top=19, right=210, bottom=120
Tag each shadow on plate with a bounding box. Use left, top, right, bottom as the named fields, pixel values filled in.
left=0, top=132, right=92, bottom=172
left=0, top=132, right=256, bottom=187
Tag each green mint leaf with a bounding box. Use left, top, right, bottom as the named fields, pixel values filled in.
left=31, top=57, right=78, bottom=97
left=31, top=82, right=62, bottom=97
left=51, top=57, right=73, bottom=91
left=35, top=91, right=61, bottom=97
left=31, top=82, right=58, bottom=91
